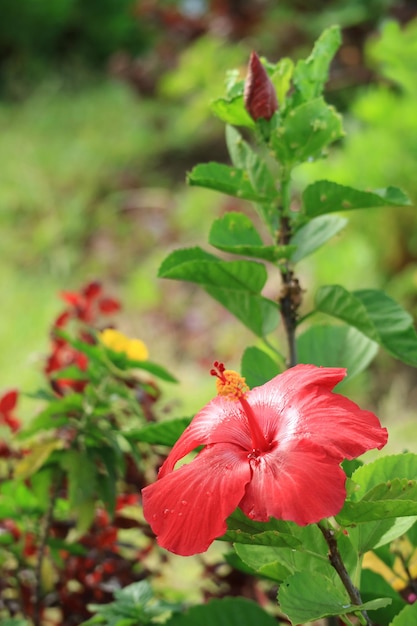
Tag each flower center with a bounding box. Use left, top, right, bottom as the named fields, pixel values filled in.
left=210, top=361, right=270, bottom=452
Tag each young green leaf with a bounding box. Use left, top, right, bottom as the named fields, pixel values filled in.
left=303, top=180, right=411, bottom=217
left=270, top=57, right=294, bottom=106
left=210, top=95, right=255, bottom=128
left=270, top=98, right=343, bottom=166
left=293, top=25, right=342, bottom=101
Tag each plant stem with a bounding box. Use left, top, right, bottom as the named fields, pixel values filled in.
left=318, top=523, right=373, bottom=626
left=277, top=215, right=300, bottom=368
left=33, top=477, right=60, bottom=626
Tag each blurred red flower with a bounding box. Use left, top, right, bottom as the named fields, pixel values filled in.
left=59, top=280, right=121, bottom=325
left=142, top=364, right=388, bottom=556
left=46, top=281, right=121, bottom=396
left=0, top=389, right=21, bottom=432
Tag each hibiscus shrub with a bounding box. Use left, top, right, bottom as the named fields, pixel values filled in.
left=138, top=24, right=417, bottom=626
left=3, top=23, right=417, bottom=626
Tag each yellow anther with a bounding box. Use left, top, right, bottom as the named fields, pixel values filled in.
left=215, top=369, right=249, bottom=400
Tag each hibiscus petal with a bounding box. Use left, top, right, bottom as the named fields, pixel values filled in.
left=239, top=439, right=348, bottom=525
left=249, top=364, right=387, bottom=459
left=142, top=443, right=250, bottom=556
left=159, top=398, right=252, bottom=477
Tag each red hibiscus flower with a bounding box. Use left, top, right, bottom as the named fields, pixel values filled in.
left=142, top=363, right=388, bottom=556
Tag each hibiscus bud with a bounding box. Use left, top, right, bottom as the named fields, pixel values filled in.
left=244, top=51, right=278, bottom=121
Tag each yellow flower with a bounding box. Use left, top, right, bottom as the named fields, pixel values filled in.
left=99, top=329, right=149, bottom=361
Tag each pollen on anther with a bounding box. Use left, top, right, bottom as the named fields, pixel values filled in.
left=210, top=361, right=249, bottom=400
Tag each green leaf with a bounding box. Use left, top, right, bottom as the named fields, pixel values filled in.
left=293, top=25, right=342, bottom=101
left=303, top=180, right=411, bottom=218
left=271, top=98, right=343, bottom=166
left=241, top=346, right=281, bottom=388
left=166, top=597, right=278, bottom=626
left=84, top=580, right=180, bottom=626
left=18, top=393, right=83, bottom=438
left=159, top=248, right=266, bottom=292
left=210, top=95, right=255, bottom=128
left=225, top=127, right=278, bottom=199
left=337, top=454, right=417, bottom=524
left=221, top=509, right=301, bottom=548
left=126, top=417, right=192, bottom=447
left=0, top=480, right=41, bottom=516
left=225, top=125, right=281, bottom=232
left=14, top=439, right=65, bottom=479
left=159, top=248, right=280, bottom=337
left=350, top=516, right=417, bottom=555
left=61, top=450, right=98, bottom=535
left=314, top=285, right=417, bottom=366
left=291, top=214, right=347, bottom=262
left=209, top=212, right=292, bottom=262
left=188, top=162, right=268, bottom=202
left=296, top=324, right=378, bottom=381
left=279, top=571, right=391, bottom=625
left=361, top=569, right=405, bottom=626
left=225, top=124, right=253, bottom=169
left=116, top=357, right=177, bottom=383
left=235, top=523, right=335, bottom=584
left=389, top=603, right=417, bottom=625
left=348, top=453, right=417, bottom=500
left=271, top=57, right=294, bottom=105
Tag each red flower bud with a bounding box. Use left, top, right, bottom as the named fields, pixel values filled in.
left=244, top=51, right=278, bottom=121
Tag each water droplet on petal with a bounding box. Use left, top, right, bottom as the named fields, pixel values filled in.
left=163, top=508, right=171, bottom=518
left=152, top=513, right=158, bottom=521
left=206, top=490, right=213, bottom=497
left=181, top=500, right=188, bottom=506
